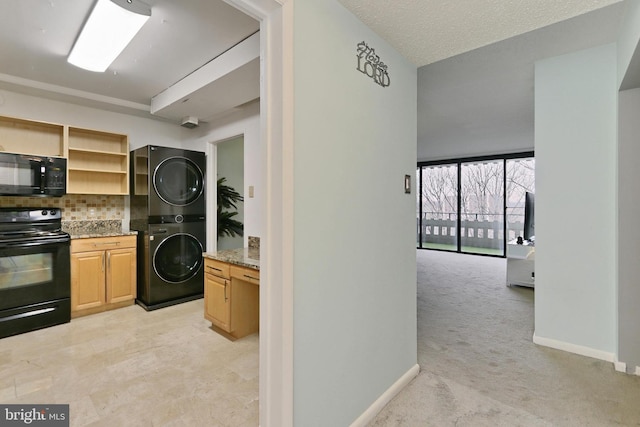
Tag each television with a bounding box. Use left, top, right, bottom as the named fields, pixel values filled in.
left=523, top=191, right=535, bottom=242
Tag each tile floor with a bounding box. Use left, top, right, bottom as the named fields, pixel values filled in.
left=0, top=299, right=259, bottom=426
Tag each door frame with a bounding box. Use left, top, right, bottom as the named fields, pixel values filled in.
left=220, top=1, right=293, bottom=426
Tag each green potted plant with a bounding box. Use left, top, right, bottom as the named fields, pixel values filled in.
left=217, top=177, right=244, bottom=238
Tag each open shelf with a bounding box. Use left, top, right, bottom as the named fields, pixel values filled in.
left=67, top=127, right=129, bottom=195
left=0, top=115, right=64, bottom=157
left=68, top=169, right=129, bottom=195
left=0, top=115, right=131, bottom=195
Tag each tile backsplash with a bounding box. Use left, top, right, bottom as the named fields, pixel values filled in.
left=0, top=194, right=125, bottom=221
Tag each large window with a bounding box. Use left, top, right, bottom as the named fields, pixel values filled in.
left=418, top=164, right=458, bottom=249
left=417, top=152, right=534, bottom=257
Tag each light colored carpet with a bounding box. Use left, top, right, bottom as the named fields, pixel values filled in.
left=370, top=250, right=640, bottom=426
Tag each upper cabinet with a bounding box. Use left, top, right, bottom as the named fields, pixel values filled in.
left=0, top=115, right=64, bottom=157
left=67, top=127, right=129, bottom=195
left=0, top=115, right=130, bottom=195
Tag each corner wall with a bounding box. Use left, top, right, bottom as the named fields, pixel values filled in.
left=618, top=0, right=640, bottom=88
left=292, top=1, right=417, bottom=425
left=617, top=88, right=640, bottom=369
left=534, top=44, right=618, bottom=357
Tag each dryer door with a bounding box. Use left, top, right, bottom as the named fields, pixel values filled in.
left=153, top=233, right=203, bottom=283
left=153, top=156, right=204, bottom=206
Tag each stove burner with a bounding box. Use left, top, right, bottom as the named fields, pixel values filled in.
left=0, top=207, right=69, bottom=244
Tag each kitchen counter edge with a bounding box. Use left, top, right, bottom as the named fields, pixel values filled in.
left=203, top=248, right=260, bottom=271
left=70, top=231, right=138, bottom=239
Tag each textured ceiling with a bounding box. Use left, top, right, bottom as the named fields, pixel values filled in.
left=338, top=0, right=624, bottom=66
left=415, top=3, right=625, bottom=161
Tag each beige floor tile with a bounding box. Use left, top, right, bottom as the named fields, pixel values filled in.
left=0, top=299, right=259, bottom=426
left=0, top=384, right=15, bottom=400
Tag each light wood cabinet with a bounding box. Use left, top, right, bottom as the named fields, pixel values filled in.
left=71, top=235, right=136, bottom=318
left=205, top=274, right=231, bottom=331
left=67, top=127, right=129, bottom=195
left=0, top=115, right=65, bottom=157
left=204, top=258, right=259, bottom=340
left=0, top=115, right=130, bottom=195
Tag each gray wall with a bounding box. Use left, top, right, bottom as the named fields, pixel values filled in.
left=534, top=43, right=618, bottom=356
left=292, top=0, right=417, bottom=425
left=618, top=87, right=640, bottom=370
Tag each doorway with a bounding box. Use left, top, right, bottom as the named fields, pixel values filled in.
left=216, top=135, right=245, bottom=251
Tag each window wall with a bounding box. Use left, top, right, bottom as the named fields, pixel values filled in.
left=417, top=152, right=534, bottom=257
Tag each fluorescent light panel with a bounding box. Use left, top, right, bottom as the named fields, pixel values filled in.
left=68, top=0, right=151, bottom=72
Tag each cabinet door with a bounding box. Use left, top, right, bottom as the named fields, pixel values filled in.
left=205, top=274, right=231, bottom=332
left=71, top=251, right=106, bottom=312
left=106, top=247, right=137, bottom=304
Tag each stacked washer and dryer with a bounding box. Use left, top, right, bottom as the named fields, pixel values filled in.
left=129, top=145, right=206, bottom=310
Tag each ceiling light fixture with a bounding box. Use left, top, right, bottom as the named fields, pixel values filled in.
left=68, top=0, right=151, bottom=72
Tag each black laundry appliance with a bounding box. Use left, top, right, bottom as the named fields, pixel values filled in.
left=134, top=219, right=205, bottom=311
left=130, top=145, right=206, bottom=223
left=129, top=145, right=207, bottom=310
left=0, top=208, right=70, bottom=339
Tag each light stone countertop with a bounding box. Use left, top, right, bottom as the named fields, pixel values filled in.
left=62, top=220, right=137, bottom=239
left=69, top=231, right=138, bottom=239
left=203, top=248, right=260, bottom=271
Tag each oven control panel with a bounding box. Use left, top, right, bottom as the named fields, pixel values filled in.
left=0, top=208, right=61, bottom=223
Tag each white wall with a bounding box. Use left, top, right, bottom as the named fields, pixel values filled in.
left=534, top=43, right=618, bottom=358
left=616, top=0, right=640, bottom=372
left=292, top=1, right=417, bottom=425
left=195, top=103, right=262, bottom=251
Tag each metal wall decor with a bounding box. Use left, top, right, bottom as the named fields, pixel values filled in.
left=356, top=41, right=390, bottom=88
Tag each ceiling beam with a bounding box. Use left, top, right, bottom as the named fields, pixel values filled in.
left=150, top=31, right=260, bottom=116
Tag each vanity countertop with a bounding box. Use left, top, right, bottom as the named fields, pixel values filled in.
left=203, top=248, right=260, bottom=270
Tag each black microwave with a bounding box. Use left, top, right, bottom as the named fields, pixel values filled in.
left=0, top=153, right=67, bottom=197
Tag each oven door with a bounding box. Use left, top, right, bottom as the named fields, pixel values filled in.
left=0, top=238, right=70, bottom=338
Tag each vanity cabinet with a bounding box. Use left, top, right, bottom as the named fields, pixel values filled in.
left=204, top=259, right=231, bottom=331
left=204, top=258, right=259, bottom=340
left=71, top=235, right=136, bottom=318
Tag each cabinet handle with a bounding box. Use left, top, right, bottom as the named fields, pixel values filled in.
left=107, top=251, right=111, bottom=271
left=244, top=274, right=259, bottom=281
left=94, top=242, right=120, bottom=247
left=224, top=282, right=228, bottom=302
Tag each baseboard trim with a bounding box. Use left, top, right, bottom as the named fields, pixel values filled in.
left=614, top=360, right=627, bottom=373
left=349, top=363, right=420, bottom=427
left=532, top=333, right=615, bottom=363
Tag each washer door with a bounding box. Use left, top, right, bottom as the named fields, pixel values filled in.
left=153, top=156, right=204, bottom=206
left=153, top=233, right=203, bottom=283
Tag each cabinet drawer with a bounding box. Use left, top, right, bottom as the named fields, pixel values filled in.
left=205, top=258, right=230, bottom=279
left=230, top=265, right=260, bottom=285
left=72, top=235, right=136, bottom=253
